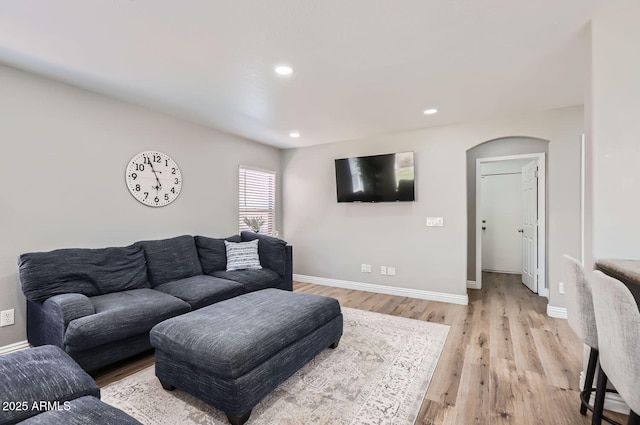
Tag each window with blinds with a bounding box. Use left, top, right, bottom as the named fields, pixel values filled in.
left=238, top=166, right=276, bottom=236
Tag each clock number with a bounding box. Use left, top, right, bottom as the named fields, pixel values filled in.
left=144, top=192, right=149, bottom=200
left=153, top=155, right=161, bottom=163
left=165, top=159, right=169, bottom=167
left=164, top=194, right=170, bottom=201
left=135, top=184, right=140, bottom=192
left=154, top=196, right=159, bottom=203
left=170, top=187, right=175, bottom=194
left=174, top=178, right=180, bottom=184
left=135, top=163, right=145, bottom=171
left=131, top=173, right=137, bottom=180
left=171, top=168, right=176, bottom=175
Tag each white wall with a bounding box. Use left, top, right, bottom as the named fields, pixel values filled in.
left=0, top=64, right=281, bottom=347
left=282, top=106, right=583, bottom=308
left=481, top=159, right=532, bottom=175
left=590, top=5, right=640, bottom=260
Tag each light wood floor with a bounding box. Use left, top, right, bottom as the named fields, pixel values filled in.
left=93, top=272, right=628, bottom=425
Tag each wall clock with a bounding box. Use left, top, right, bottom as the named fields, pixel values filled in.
left=125, top=151, right=182, bottom=207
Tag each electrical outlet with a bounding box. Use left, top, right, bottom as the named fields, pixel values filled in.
left=0, top=309, right=14, bottom=327
left=381, top=266, right=387, bottom=275
left=361, top=264, right=367, bottom=273
left=388, top=267, right=396, bottom=276
left=366, top=264, right=372, bottom=273
left=559, top=282, right=565, bottom=294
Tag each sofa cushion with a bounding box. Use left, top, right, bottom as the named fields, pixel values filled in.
left=225, top=239, right=262, bottom=271
left=211, top=269, right=280, bottom=293
left=19, top=245, right=149, bottom=302
left=64, top=289, right=190, bottom=351
left=0, top=345, right=100, bottom=424
left=18, top=396, right=142, bottom=425
left=195, top=234, right=242, bottom=274
left=154, top=275, right=245, bottom=310
left=241, top=231, right=288, bottom=278
left=136, top=235, right=203, bottom=287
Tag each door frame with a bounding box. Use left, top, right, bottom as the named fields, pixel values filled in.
left=474, top=152, right=547, bottom=296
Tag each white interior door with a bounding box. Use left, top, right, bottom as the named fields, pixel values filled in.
left=521, top=160, right=538, bottom=292
left=481, top=173, right=523, bottom=273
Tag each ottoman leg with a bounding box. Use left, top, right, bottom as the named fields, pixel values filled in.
left=329, top=338, right=341, bottom=349
left=159, top=379, right=175, bottom=391
left=226, top=410, right=252, bottom=425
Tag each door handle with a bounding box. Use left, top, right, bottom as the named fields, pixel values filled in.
left=518, top=229, right=524, bottom=233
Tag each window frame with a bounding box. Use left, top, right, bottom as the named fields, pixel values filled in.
left=238, top=165, right=276, bottom=236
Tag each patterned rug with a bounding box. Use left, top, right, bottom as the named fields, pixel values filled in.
left=101, top=307, right=450, bottom=425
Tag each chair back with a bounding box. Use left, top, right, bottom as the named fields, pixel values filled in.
left=591, top=270, right=640, bottom=414
left=562, top=255, right=598, bottom=348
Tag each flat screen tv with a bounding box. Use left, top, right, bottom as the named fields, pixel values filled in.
left=334, top=151, right=415, bottom=202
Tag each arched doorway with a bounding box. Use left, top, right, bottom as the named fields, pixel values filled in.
left=466, top=137, right=549, bottom=295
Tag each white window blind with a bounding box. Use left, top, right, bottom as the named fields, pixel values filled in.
left=239, top=166, right=276, bottom=235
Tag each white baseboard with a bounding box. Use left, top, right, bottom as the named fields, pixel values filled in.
left=294, top=274, right=469, bottom=305
left=0, top=340, right=30, bottom=355
left=467, top=280, right=481, bottom=289
left=546, top=305, right=567, bottom=319
left=580, top=371, right=630, bottom=414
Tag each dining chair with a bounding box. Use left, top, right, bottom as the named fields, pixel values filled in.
left=562, top=255, right=611, bottom=422
left=591, top=270, right=640, bottom=425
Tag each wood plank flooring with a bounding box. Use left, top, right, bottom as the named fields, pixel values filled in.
left=93, top=272, right=628, bottom=425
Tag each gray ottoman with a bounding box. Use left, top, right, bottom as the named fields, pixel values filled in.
left=150, top=288, right=343, bottom=425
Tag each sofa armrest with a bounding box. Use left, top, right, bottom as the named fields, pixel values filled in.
left=48, top=293, right=96, bottom=325
left=27, top=294, right=95, bottom=348
left=0, top=345, right=100, bottom=424
left=240, top=232, right=293, bottom=291
left=282, top=244, right=293, bottom=291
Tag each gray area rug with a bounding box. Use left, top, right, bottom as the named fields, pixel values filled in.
left=101, top=307, right=450, bottom=425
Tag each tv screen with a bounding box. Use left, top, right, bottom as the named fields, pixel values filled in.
left=334, top=151, right=415, bottom=202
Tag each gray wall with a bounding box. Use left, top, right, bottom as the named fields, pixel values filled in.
left=0, top=64, right=281, bottom=347
left=590, top=5, right=640, bottom=262
left=282, top=106, right=583, bottom=309
left=466, top=137, right=549, bottom=282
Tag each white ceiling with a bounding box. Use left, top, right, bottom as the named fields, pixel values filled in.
left=0, top=1, right=625, bottom=149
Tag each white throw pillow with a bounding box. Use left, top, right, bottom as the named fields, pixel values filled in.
left=225, top=239, right=262, bottom=271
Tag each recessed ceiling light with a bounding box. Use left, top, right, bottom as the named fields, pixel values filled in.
left=289, top=131, right=301, bottom=138
left=275, top=65, right=294, bottom=76
left=423, top=108, right=438, bottom=115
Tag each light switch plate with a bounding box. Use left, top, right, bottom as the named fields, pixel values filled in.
left=426, top=217, right=444, bottom=227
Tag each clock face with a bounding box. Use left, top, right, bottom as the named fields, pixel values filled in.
left=125, top=151, right=182, bottom=207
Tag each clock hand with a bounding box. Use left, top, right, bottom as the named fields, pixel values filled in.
left=146, top=156, right=163, bottom=190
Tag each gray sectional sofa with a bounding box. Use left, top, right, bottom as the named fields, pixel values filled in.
left=0, top=345, right=141, bottom=425
left=18, top=232, right=292, bottom=371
